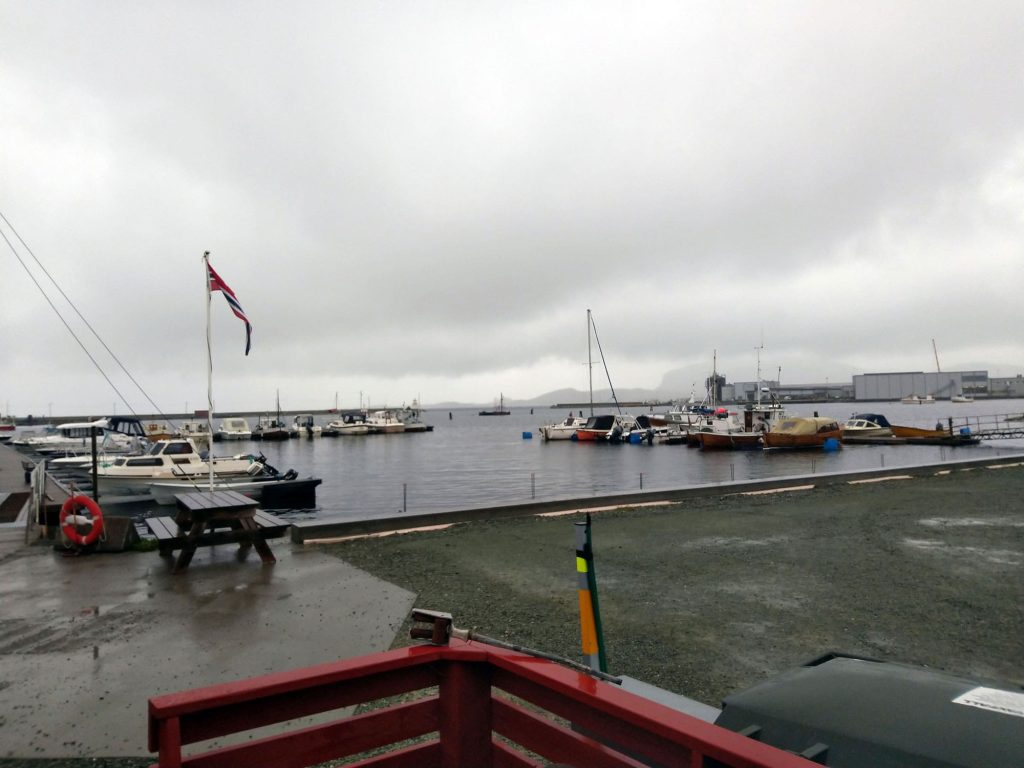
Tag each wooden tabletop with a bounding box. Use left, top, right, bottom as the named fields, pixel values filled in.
left=174, top=489, right=260, bottom=515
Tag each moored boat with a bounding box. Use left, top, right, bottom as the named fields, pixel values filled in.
left=291, top=414, right=322, bottom=438
left=149, top=466, right=321, bottom=506
left=539, top=414, right=587, bottom=441
left=698, top=430, right=763, bottom=450
left=252, top=414, right=289, bottom=441
left=841, top=413, right=894, bottom=439
left=900, top=394, right=936, bottom=405
left=92, top=438, right=266, bottom=495
left=395, top=401, right=432, bottom=432
left=762, top=416, right=843, bottom=449
left=216, top=417, right=252, bottom=441
left=366, top=409, right=405, bottom=434
left=324, top=412, right=371, bottom=435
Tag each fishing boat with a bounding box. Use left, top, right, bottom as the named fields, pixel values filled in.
left=479, top=393, right=510, bottom=416
left=698, top=428, right=763, bottom=450
left=762, top=416, right=843, bottom=449
left=700, top=348, right=788, bottom=450
left=252, top=390, right=290, bottom=440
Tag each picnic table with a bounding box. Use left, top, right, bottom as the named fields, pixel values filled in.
left=144, top=489, right=290, bottom=573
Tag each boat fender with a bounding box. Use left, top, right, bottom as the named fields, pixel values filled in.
left=283, top=469, right=298, bottom=481
left=60, top=495, right=104, bottom=547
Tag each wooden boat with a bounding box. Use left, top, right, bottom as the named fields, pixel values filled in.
left=479, top=393, right=510, bottom=416
left=762, top=417, right=843, bottom=449
left=890, top=423, right=948, bottom=439
left=698, top=430, right=762, bottom=450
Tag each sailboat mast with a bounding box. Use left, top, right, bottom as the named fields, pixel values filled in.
left=203, top=251, right=214, bottom=491
left=587, top=309, right=593, bottom=417
left=755, top=344, right=763, bottom=407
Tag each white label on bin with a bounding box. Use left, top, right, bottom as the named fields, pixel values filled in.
left=953, top=687, right=1024, bottom=718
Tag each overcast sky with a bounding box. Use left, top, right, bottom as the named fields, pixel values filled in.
left=3, top=1, right=1023, bottom=417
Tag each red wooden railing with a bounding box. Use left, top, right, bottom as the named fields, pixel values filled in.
left=148, top=639, right=814, bottom=768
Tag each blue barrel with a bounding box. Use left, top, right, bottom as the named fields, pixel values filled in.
left=522, top=431, right=532, bottom=440
left=823, top=437, right=841, bottom=451
left=629, top=433, right=642, bottom=444
left=959, top=427, right=971, bottom=435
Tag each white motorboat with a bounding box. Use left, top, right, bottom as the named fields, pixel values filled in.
left=540, top=414, right=587, bottom=441
left=841, top=413, right=894, bottom=439
left=394, top=401, right=431, bottom=433
left=92, top=438, right=264, bottom=495
left=951, top=394, right=974, bottom=404
left=176, top=420, right=212, bottom=450
left=365, top=409, right=405, bottom=434
left=325, top=413, right=371, bottom=435
left=291, top=414, right=322, bottom=438
left=217, top=417, right=252, bottom=441
left=13, top=417, right=146, bottom=457
left=900, top=394, right=936, bottom=405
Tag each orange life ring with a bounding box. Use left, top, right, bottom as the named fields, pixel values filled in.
left=60, top=495, right=104, bottom=547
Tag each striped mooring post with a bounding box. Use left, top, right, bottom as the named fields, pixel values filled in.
left=574, top=513, right=608, bottom=673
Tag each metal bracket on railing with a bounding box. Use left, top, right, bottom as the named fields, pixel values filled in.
left=409, top=607, right=621, bottom=684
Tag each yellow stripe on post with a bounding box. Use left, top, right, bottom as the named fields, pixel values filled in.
left=576, top=556, right=588, bottom=573
left=577, top=589, right=598, bottom=655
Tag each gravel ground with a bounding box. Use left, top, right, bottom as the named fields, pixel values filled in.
left=6, top=463, right=1021, bottom=767
left=323, top=464, right=1024, bottom=706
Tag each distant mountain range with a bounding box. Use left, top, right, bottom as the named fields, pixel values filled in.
left=427, top=387, right=672, bottom=410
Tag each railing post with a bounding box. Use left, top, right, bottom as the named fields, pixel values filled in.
left=439, top=659, right=492, bottom=766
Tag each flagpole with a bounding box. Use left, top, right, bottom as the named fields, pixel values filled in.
left=203, top=250, right=214, bottom=492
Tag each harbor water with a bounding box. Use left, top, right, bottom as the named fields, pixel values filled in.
left=231, top=399, right=1024, bottom=522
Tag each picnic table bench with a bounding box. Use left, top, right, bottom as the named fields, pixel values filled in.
left=144, top=490, right=290, bottom=573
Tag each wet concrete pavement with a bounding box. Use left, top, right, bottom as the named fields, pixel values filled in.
left=0, top=529, right=416, bottom=758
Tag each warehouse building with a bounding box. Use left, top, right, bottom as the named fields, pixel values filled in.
left=852, top=371, right=989, bottom=401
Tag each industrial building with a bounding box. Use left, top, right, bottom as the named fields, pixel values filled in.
left=852, top=371, right=989, bottom=401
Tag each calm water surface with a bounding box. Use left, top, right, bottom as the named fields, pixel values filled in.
left=238, top=399, right=1024, bottom=522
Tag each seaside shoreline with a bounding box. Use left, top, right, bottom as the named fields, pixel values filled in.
left=0, top=461, right=1021, bottom=766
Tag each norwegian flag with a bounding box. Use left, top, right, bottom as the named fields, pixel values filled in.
left=207, top=261, right=252, bottom=355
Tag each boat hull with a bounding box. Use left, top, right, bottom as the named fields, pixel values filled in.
left=698, top=431, right=762, bottom=450
left=150, top=477, right=322, bottom=506
left=762, top=429, right=843, bottom=449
